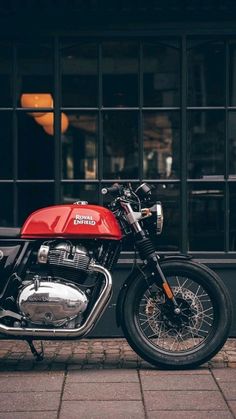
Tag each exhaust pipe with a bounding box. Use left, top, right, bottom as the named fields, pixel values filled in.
left=0, top=264, right=112, bottom=338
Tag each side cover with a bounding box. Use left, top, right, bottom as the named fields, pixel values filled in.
left=21, top=204, right=122, bottom=240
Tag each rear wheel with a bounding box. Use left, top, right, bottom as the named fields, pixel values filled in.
left=122, top=260, right=232, bottom=369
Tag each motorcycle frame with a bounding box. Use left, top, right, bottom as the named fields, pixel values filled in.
left=0, top=193, right=178, bottom=341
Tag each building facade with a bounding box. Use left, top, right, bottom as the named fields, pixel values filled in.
left=1, top=0, right=236, bottom=335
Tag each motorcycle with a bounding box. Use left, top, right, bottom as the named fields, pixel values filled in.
left=0, top=182, right=232, bottom=369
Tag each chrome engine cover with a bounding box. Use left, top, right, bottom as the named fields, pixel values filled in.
left=18, top=281, right=88, bottom=326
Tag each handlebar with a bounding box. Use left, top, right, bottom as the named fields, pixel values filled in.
left=101, top=182, right=153, bottom=202
left=101, top=183, right=124, bottom=196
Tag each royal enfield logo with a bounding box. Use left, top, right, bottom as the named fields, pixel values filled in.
left=73, top=214, right=96, bottom=226
left=0, top=250, right=4, bottom=261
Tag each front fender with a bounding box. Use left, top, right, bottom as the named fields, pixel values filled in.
left=116, top=254, right=192, bottom=327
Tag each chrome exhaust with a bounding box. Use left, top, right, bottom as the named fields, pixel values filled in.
left=0, top=264, right=112, bottom=338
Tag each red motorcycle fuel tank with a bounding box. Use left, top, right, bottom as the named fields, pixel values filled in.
left=21, top=204, right=122, bottom=240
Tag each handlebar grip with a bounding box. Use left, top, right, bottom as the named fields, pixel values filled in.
left=101, top=183, right=121, bottom=195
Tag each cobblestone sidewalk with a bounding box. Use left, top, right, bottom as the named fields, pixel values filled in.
left=0, top=339, right=236, bottom=418
left=0, top=338, right=236, bottom=371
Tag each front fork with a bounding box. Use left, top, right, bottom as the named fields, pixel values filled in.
left=120, top=200, right=180, bottom=313
left=151, top=257, right=181, bottom=314
left=134, top=231, right=180, bottom=314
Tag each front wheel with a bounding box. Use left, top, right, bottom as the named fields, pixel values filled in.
left=122, top=260, right=232, bottom=369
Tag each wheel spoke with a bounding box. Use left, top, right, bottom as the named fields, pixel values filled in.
left=136, top=273, right=215, bottom=354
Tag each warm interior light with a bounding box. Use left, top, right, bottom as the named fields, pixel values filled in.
left=34, top=112, right=54, bottom=126
left=20, top=93, right=53, bottom=116
left=42, top=113, right=69, bottom=136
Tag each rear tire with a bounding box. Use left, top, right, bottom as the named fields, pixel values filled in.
left=122, top=260, right=232, bottom=369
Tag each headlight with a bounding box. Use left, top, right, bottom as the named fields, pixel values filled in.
left=151, top=202, right=164, bottom=235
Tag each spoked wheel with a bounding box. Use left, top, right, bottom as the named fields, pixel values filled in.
left=122, top=260, right=232, bottom=369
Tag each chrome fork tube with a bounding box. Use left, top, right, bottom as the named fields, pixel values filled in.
left=0, top=264, right=112, bottom=338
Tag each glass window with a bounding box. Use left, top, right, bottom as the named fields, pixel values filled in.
left=62, top=112, right=98, bottom=180
left=18, top=183, right=54, bottom=225
left=188, top=183, right=224, bottom=251
left=143, top=111, right=180, bottom=179
left=229, top=41, right=236, bottom=106
left=0, top=184, right=13, bottom=226
left=18, top=112, right=54, bottom=179
left=102, top=42, right=138, bottom=107
left=103, top=111, right=139, bottom=179
left=229, top=111, right=236, bottom=176
left=62, top=183, right=99, bottom=205
left=0, top=43, right=12, bottom=107
left=188, top=111, right=225, bottom=179
left=148, top=183, right=180, bottom=251
left=143, top=41, right=180, bottom=107
left=61, top=41, right=98, bottom=107
left=17, top=41, right=53, bottom=104
left=0, top=112, right=13, bottom=179
left=187, top=40, right=225, bottom=107
left=229, top=183, right=236, bottom=250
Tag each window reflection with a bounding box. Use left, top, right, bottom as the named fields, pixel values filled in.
left=148, top=184, right=180, bottom=251
left=18, top=112, right=54, bottom=179
left=102, top=42, right=138, bottom=107
left=229, top=184, right=236, bottom=250
left=188, top=111, right=224, bottom=179
left=187, top=41, right=225, bottom=106
left=17, top=42, right=53, bottom=102
left=229, top=112, right=236, bottom=176
left=61, top=41, right=98, bottom=107
left=18, top=183, right=54, bottom=225
left=188, top=184, right=224, bottom=251
left=0, top=112, right=13, bottom=179
left=143, top=41, right=180, bottom=107
left=0, top=43, right=12, bottom=107
left=229, top=41, right=236, bottom=106
left=103, top=111, right=138, bottom=179
left=143, top=112, right=180, bottom=179
left=0, top=184, right=13, bottom=226
left=62, top=183, right=99, bottom=205
left=62, top=112, right=97, bottom=180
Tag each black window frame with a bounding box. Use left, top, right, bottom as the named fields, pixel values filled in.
left=1, top=30, right=236, bottom=257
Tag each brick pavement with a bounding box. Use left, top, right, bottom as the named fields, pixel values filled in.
left=0, top=338, right=235, bottom=418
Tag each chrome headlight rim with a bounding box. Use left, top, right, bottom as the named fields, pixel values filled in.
left=154, top=202, right=164, bottom=235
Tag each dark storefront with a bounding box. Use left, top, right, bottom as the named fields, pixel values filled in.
left=1, top=1, right=236, bottom=335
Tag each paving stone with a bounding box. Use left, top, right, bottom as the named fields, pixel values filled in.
left=147, top=411, right=234, bottom=419
left=63, top=382, right=142, bottom=401
left=228, top=401, right=236, bottom=416
left=60, top=400, right=145, bottom=418
left=140, top=369, right=210, bottom=376
left=217, top=382, right=236, bottom=400
left=228, top=363, right=236, bottom=368
left=212, top=369, right=236, bottom=381
left=66, top=369, right=139, bottom=383
left=0, top=412, right=58, bottom=419
left=140, top=374, right=218, bottom=390
left=143, top=390, right=228, bottom=411
left=0, top=373, right=64, bottom=392
left=0, top=392, right=61, bottom=412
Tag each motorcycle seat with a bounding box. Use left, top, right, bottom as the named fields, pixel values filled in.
left=0, top=228, right=21, bottom=238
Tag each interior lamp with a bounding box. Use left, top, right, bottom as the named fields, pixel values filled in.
left=41, top=113, right=69, bottom=135
left=20, top=93, right=53, bottom=116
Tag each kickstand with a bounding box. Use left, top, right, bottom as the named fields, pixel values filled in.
left=27, top=339, right=44, bottom=361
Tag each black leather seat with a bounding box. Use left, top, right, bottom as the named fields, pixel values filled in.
left=0, top=228, right=21, bottom=238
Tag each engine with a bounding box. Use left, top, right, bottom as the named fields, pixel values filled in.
left=38, top=242, right=91, bottom=282
left=18, top=281, right=88, bottom=327
left=17, top=242, right=95, bottom=328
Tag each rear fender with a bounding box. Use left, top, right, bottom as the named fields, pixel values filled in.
left=116, top=254, right=192, bottom=327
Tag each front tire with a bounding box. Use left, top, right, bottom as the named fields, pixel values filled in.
left=122, top=260, right=232, bottom=369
